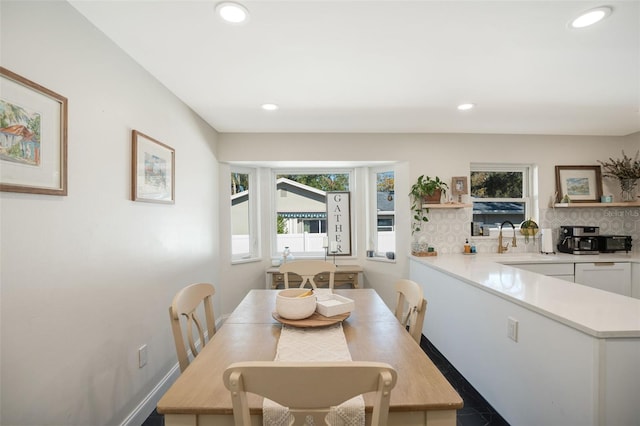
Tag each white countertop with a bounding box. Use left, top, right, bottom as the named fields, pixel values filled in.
left=474, top=251, right=640, bottom=264
left=410, top=253, right=640, bottom=338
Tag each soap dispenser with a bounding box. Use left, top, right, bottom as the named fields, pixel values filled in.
left=464, top=239, right=471, bottom=254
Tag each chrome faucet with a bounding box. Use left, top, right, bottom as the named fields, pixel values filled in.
left=498, top=220, right=517, bottom=254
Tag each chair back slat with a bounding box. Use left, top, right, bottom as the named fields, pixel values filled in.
left=169, top=283, right=216, bottom=372
left=279, top=260, right=336, bottom=289
left=394, top=279, right=427, bottom=343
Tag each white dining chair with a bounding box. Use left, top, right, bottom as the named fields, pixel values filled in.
left=279, top=260, right=336, bottom=289
left=223, top=361, right=397, bottom=426
left=394, top=279, right=427, bottom=343
left=169, top=282, right=216, bottom=372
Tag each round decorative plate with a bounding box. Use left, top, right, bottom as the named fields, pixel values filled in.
left=272, top=311, right=350, bottom=328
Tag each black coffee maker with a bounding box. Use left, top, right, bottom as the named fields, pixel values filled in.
left=557, top=226, right=600, bottom=255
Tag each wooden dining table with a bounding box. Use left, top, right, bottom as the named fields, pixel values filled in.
left=157, top=289, right=463, bottom=425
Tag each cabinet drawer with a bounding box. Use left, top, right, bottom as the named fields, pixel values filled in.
left=314, top=274, right=331, bottom=283
left=574, top=262, right=631, bottom=297
left=510, top=263, right=574, bottom=276
left=272, top=274, right=302, bottom=286
left=335, top=273, right=356, bottom=282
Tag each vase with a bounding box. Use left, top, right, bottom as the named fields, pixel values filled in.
left=619, top=178, right=638, bottom=202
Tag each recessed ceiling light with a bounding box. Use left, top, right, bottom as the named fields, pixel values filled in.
left=569, top=6, right=612, bottom=29
left=262, top=103, right=279, bottom=111
left=216, top=2, right=249, bottom=24
left=457, top=103, right=475, bottom=111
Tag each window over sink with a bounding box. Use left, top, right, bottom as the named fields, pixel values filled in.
left=470, top=163, right=534, bottom=228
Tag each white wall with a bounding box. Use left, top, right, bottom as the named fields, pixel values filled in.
left=218, top=132, right=638, bottom=204
left=1, top=2, right=219, bottom=425
left=623, top=132, right=640, bottom=155
left=217, top=133, right=636, bottom=307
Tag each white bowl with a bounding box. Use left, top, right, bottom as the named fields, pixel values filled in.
left=276, top=289, right=317, bottom=320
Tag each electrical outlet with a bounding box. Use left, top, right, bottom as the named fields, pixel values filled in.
left=138, top=344, right=148, bottom=368
left=507, top=317, right=518, bottom=342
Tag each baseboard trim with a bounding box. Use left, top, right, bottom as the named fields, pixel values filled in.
left=120, top=362, right=181, bottom=426
left=121, top=317, right=227, bottom=426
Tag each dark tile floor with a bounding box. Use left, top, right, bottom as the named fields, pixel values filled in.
left=141, top=408, right=164, bottom=426
left=142, top=337, right=510, bottom=426
left=419, top=336, right=510, bottom=426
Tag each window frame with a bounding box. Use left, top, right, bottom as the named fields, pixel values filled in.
left=230, top=166, right=260, bottom=263
left=271, top=168, right=354, bottom=259
left=368, top=165, right=396, bottom=259
left=470, top=163, right=534, bottom=229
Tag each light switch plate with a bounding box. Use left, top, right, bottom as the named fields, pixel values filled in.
left=507, top=317, right=518, bottom=342
left=138, top=344, right=148, bottom=368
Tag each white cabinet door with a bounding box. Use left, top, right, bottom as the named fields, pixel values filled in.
left=509, top=263, right=575, bottom=282
left=574, top=262, right=632, bottom=296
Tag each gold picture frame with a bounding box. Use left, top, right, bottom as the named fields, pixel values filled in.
left=0, top=67, right=68, bottom=195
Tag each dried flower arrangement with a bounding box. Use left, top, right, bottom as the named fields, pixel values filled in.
left=598, top=150, right=640, bottom=180
left=598, top=150, right=640, bottom=201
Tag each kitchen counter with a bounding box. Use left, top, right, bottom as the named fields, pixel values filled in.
left=410, top=252, right=640, bottom=338
left=409, top=252, right=640, bottom=426
left=473, top=251, right=640, bottom=265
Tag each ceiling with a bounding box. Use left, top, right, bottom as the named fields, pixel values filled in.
left=69, top=0, right=640, bottom=136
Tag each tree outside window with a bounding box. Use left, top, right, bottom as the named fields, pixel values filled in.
left=471, top=166, right=531, bottom=227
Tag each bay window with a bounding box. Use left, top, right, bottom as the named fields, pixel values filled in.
left=368, top=166, right=395, bottom=257
left=273, top=170, right=352, bottom=257
left=230, top=167, right=258, bottom=262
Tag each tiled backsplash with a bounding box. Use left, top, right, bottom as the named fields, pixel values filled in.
left=539, top=206, right=639, bottom=253
left=416, top=206, right=639, bottom=255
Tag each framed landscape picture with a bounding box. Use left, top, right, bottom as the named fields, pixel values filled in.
left=555, top=165, right=602, bottom=203
left=131, top=130, right=175, bottom=204
left=0, top=67, right=68, bottom=195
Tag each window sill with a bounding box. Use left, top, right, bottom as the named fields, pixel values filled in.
left=421, top=202, right=472, bottom=209
left=231, top=257, right=262, bottom=265
left=366, top=256, right=396, bottom=264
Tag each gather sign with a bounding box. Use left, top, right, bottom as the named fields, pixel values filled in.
left=326, top=191, right=351, bottom=256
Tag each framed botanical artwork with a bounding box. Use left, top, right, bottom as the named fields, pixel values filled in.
left=555, top=165, right=602, bottom=203
left=131, top=130, right=175, bottom=204
left=451, top=176, right=468, bottom=195
left=0, top=67, right=68, bottom=195
left=326, top=191, right=351, bottom=256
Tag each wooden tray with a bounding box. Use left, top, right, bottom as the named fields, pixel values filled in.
left=412, top=251, right=438, bottom=257
left=272, top=311, right=350, bottom=328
